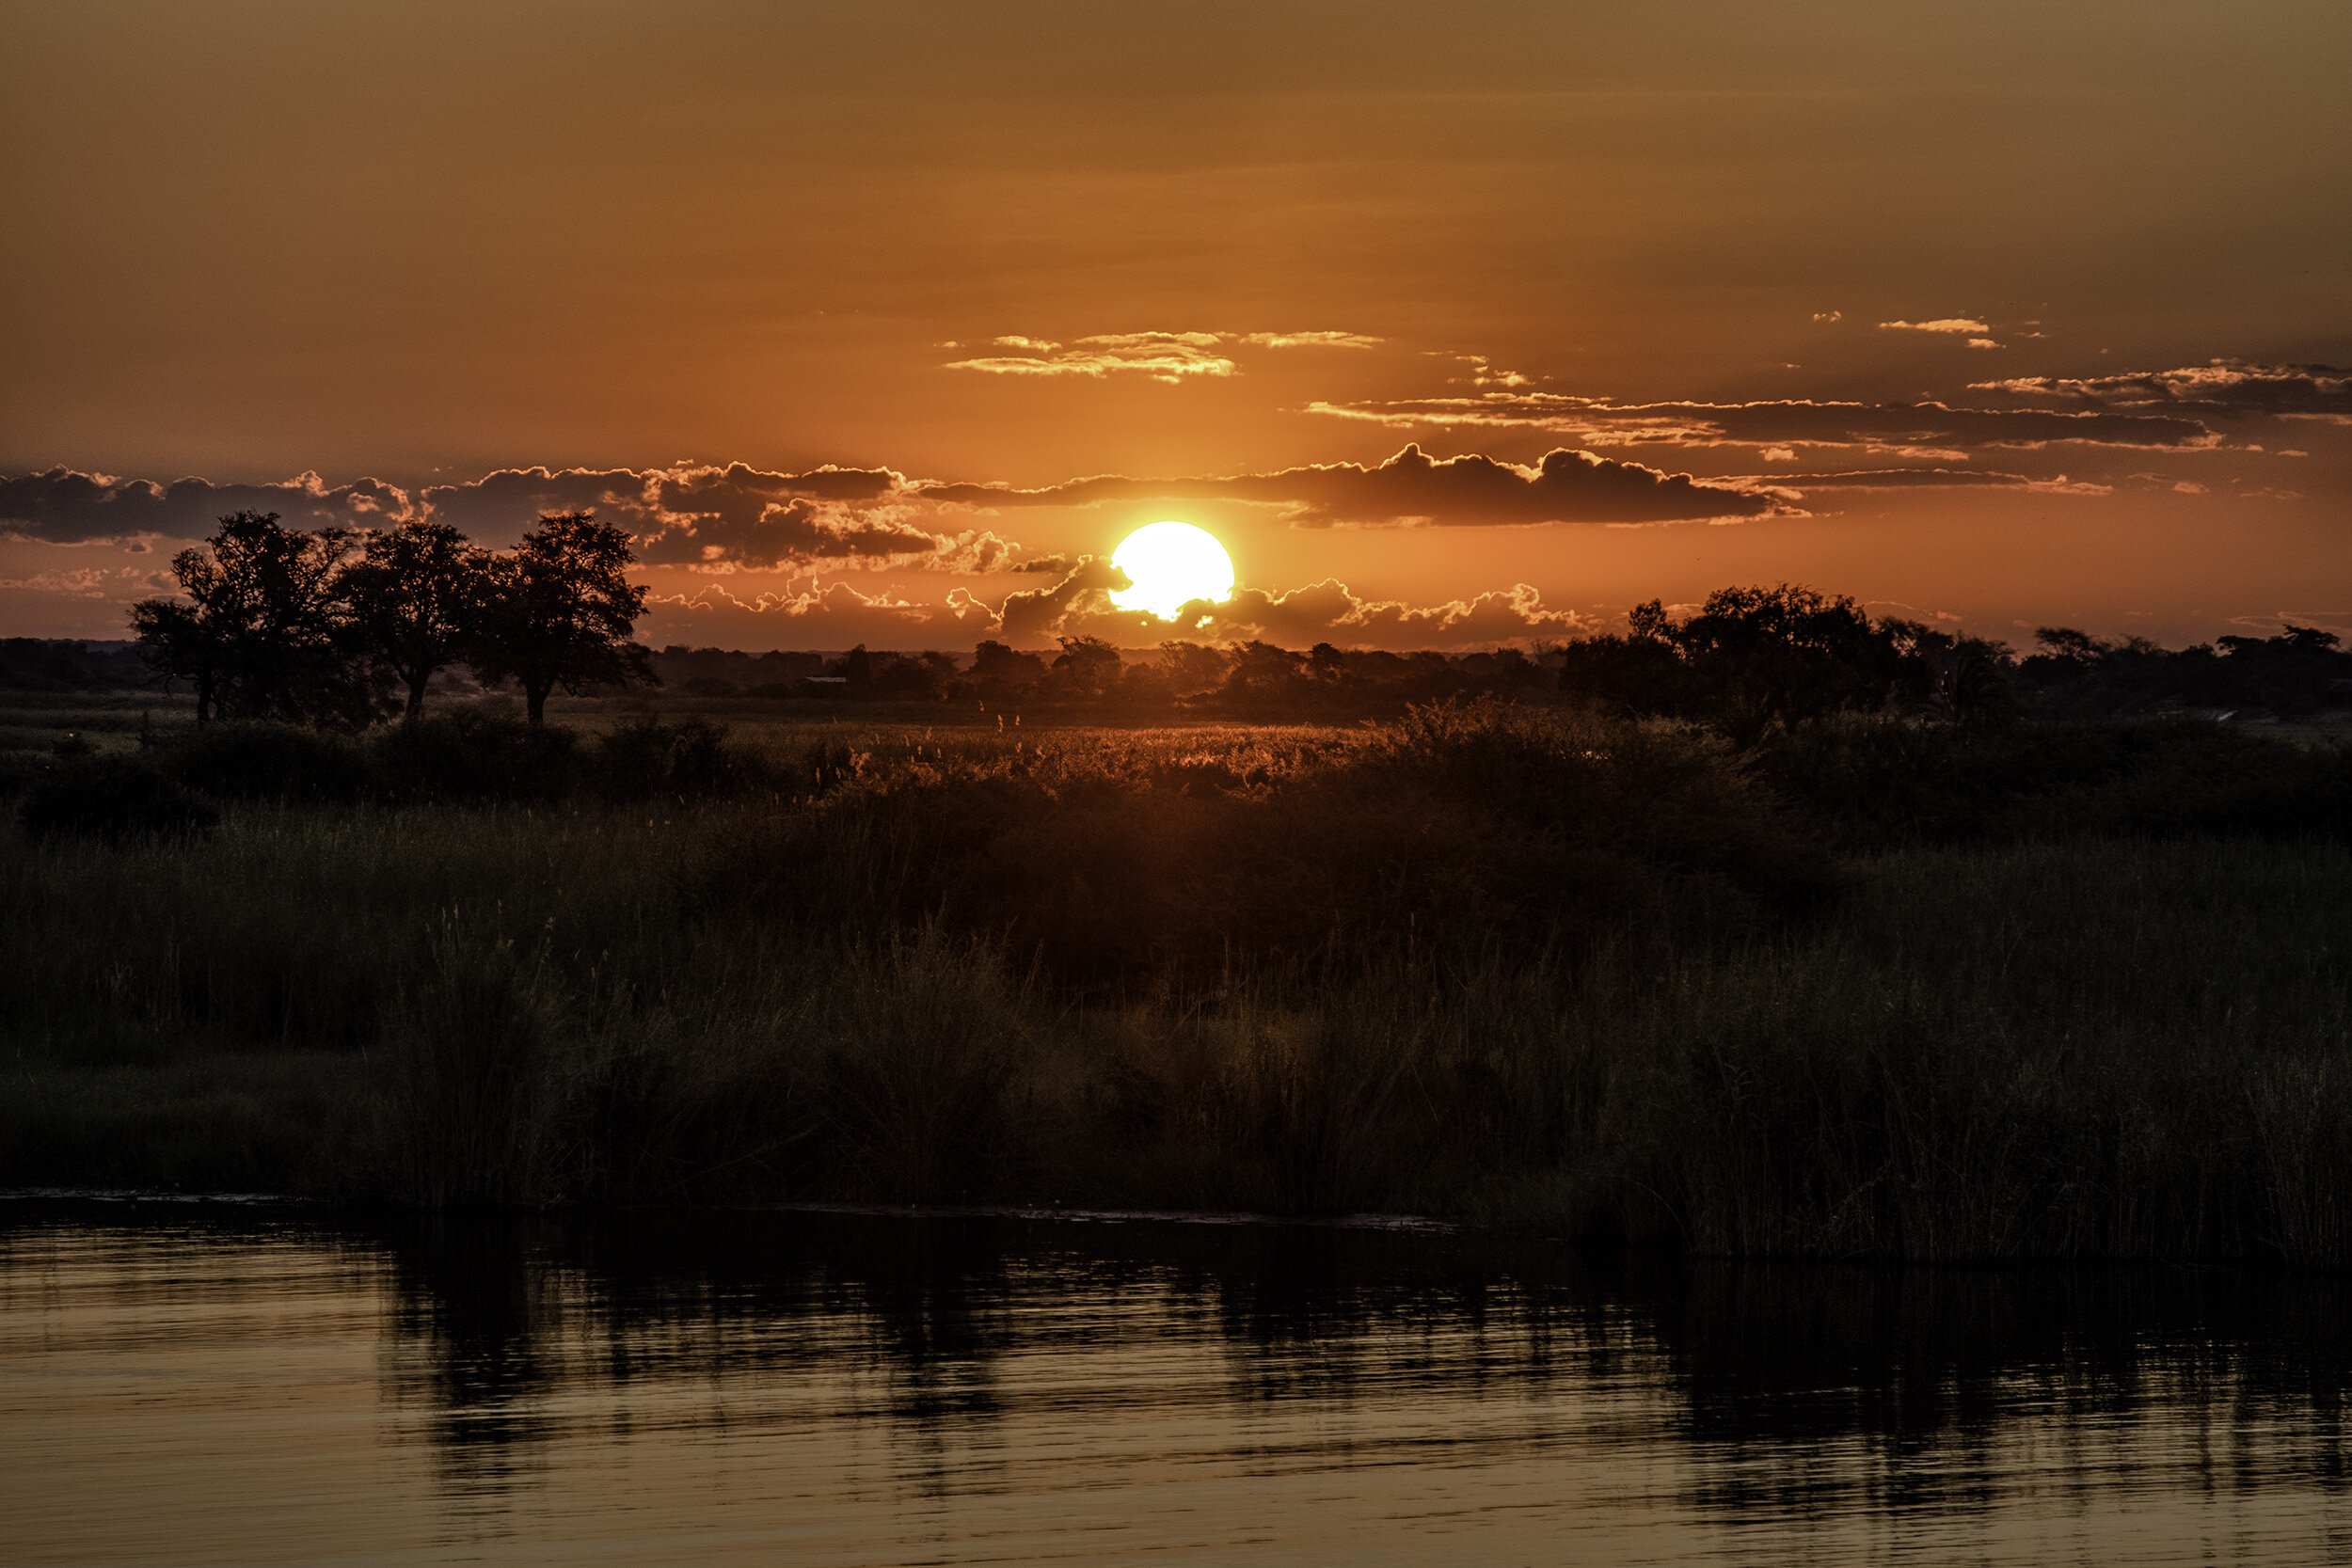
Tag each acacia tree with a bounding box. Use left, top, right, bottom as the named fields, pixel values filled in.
left=339, top=519, right=485, bottom=719
left=469, top=511, right=656, bottom=723
left=130, top=510, right=365, bottom=725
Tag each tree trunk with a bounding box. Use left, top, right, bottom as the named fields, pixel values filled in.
left=405, top=671, right=430, bottom=719
left=526, top=680, right=550, bottom=724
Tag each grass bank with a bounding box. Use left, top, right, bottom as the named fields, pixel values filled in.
left=3, top=705, right=2347, bottom=1263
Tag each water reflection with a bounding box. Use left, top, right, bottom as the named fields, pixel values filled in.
left=4, top=1200, right=2349, bottom=1564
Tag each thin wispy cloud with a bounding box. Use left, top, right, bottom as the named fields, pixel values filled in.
left=1305, top=395, right=2218, bottom=455
left=944, top=328, right=1380, bottom=382
left=1240, top=330, right=1383, bottom=349
left=1880, top=318, right=1992, bottom=334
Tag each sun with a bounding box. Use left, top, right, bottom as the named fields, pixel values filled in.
left=1109, top=521, right=1235, bottom=620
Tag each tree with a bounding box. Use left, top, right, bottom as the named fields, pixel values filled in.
left=129, top=597, right=230, bottom=724
left=1559, top=585, right=1922, bottom=732
left=338, top=519, right=486, bottom=719
left=129, top=510, right=366, bottom=725
left=1050, top=635, right=1122, bottom=697
left=1666, top=585, right=1913, bottom=730
left=1154, top=641, right=1232, bottom=696
left=469, top=511, right=657, bottom=723
left=1221, top=641, right=1309, bottom=697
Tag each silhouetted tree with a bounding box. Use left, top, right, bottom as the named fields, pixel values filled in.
left=1222, top=641, right=1310, bottom=698
left=129, top=598, right=230, bottom=724
left=1560, top=585, right=1917, bottom=735
left=1154, top=640, right=1232, bottom=696
left=834, top=644, right=875, bottom=687
left=338, top=519, right=486, bottom=719
left=1556, top=626, right=1688, bottom=716
left=469, top=511, right=656, bottom=723
left=130, top=510, right=369, bottom=725
left=1050, top=635, right=1122, bottom=697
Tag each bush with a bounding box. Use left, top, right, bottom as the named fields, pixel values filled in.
left=18, top=755, right=219, bottom=840
left=371, top=707, right=583, bottom=800
left=160, top=721, right=372, bottom=802
left=734, top=701, right=1831, bottom=986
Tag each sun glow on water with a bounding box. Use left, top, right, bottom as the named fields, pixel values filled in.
left=1109, top=521, right=1235, bottom=620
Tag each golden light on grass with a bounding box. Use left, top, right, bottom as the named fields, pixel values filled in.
left=1108, top=521, right=1235, bottom=620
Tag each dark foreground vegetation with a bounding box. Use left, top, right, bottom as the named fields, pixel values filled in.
left=5, top=696, right=2348, bottom=1265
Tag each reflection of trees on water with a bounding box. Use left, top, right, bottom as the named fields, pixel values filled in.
left=359, top=1208, right=2352, bottom=1529
left=377, top=1214, right=564, bottom=1514
left=1660, top=1262, right=2352, bottom=1525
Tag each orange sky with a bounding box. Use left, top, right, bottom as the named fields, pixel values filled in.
left=4, top=1, right=2347, bottom=650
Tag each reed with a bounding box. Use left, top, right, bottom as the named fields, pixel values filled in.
left=3, top=707, right=2344, bottom=1262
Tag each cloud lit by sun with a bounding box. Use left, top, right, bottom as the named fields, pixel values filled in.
left=1109, top=521, right=1235, bottom=620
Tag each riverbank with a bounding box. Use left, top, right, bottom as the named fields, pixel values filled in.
left=5, top=706, right=2348, bottom=1263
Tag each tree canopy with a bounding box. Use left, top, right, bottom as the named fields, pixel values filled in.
left=467, top=511, right=657, bottom=723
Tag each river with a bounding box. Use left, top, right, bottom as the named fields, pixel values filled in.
left=3, top=1198, right=2347, bottom=1564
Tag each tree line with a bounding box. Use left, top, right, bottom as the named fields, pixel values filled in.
left=131, top=511, right=655, bottom=725
left=1555, top=585, right=2351, bottom=733
left=113, top=516, right=2352, bottom=731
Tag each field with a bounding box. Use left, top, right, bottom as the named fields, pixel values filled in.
left=3, top=692, right=2349, bottom=1264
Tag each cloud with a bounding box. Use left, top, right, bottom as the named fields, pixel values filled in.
left=1306, top=395, right=2217, bottom=452
left=1974, top=360, right=2352, bottom=416
left=943, top=327, right=1380, bottom=381
left=924, top=443, right=1776, bottom=526
left=634, top=499, right=942, bottom=572
left=0, top=468, right=412, bottom=545
left=1812, top=311, right=1842, bottom=324
left=986, top=559, right=1592, bottom=648
left=1, top=461, right=1057, bottom=575
left=1737, top=467, right=2029, bottom=490
left=0, top=564, right=176, bottom=598
left=415, top=462, right=907, bottom=543
left=1240, top=330, right=1383, bottom=349
left=1879, top=318, right=1992, bottom=334
left=647, top=578, right=996, bottom=641
left=1732, top=467, right=2109, bottom=494
left=945, top=331, right=1238, bottom=382
left=418, top=462, right=1017, bottom=570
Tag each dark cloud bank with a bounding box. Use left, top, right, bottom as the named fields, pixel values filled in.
left=3, top=446, right=1774, bottom=557
left=922, top=443, right=1775, bottom=525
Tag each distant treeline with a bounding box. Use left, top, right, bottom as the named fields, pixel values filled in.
left=17, top=510, right=2352, bottom=728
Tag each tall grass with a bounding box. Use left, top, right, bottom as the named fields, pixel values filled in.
left=3, top=706, right=2346, bottom=1263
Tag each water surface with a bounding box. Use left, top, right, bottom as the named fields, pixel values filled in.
left=3, top=1200, right=2347, bottom=1564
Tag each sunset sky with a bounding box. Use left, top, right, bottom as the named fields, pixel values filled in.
left=4, top=1, right=2346, bottom=650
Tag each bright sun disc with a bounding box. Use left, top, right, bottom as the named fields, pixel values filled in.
left=1109, top=521, right=1235, bottom=620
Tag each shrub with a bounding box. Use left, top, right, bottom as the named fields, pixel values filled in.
left=161, top=721, right=372, bottom=802
left=370, top=707, right=583, bottom=800
left=735, top=700, right=1831, bottom=986
left=18, top=755, right=219, bottom=840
